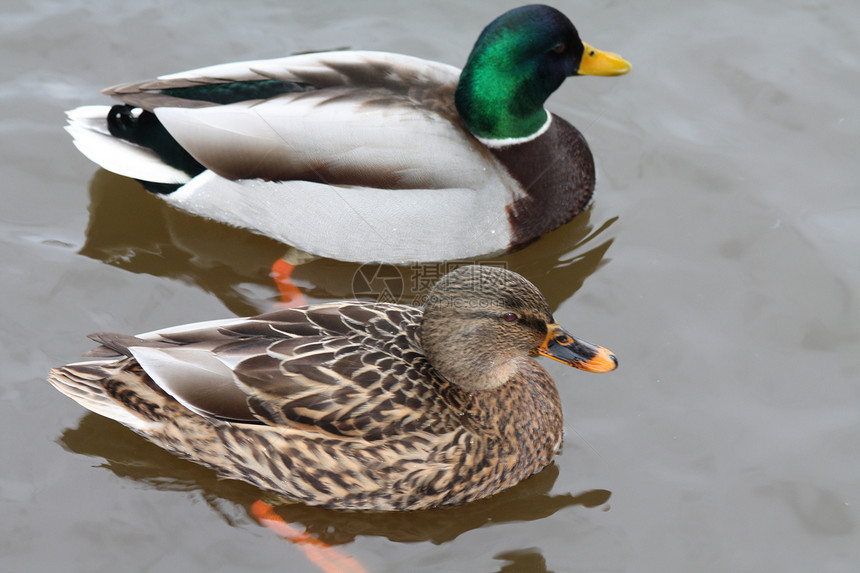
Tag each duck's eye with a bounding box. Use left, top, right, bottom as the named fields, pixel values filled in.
left=553, top=42, right=566, bottom=54
left=502, top=312, right=519, bottom=322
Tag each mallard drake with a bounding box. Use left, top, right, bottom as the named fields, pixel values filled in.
left=49, top=265, right=617, bottom=511
left=65, top=5, right=630, bottom=264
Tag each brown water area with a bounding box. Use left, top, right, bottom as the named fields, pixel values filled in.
left=2, top=1, right=858, bottom=572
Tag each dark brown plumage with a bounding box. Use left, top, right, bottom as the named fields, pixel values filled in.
left=49, top=265, right=616, bottom=510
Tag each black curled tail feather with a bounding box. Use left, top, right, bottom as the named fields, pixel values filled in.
left=106, top=104, right=205, bottom=185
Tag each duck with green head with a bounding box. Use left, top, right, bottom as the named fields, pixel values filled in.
left=49, top=265, right=617, bottom=510
left=66, top=5, right=630, bottom=263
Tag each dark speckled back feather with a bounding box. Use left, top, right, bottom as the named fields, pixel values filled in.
left=201, top=303, right=469, bottom=440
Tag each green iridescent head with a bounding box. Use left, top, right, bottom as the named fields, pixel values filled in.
left=455, top=5, right=630, bottom=142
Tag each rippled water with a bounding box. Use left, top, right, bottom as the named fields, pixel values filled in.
left=2, top=1, right=858, bottom=572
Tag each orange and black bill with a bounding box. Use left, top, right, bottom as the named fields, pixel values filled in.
left=536, top=323, right=617, bottom=373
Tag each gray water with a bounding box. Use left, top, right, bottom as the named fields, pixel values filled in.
left=2, top=1, right=859, bottom=572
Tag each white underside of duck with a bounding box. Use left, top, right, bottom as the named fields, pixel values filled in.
left=167, top=173, right=514, bottom=263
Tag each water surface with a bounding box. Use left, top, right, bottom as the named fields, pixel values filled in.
left=1, top=1, right=858, bottom=572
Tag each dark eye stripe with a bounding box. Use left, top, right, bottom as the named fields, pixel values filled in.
left=524, top=316, right=548, bottom=335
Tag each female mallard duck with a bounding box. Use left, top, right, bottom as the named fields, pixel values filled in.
left=49, top=265, right=617, bottom=511
left=65, top=5, right=630, bottom=264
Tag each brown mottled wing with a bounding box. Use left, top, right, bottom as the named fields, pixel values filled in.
left=214, top=303, right=466, bottom=440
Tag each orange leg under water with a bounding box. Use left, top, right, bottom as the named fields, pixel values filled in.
left=251, top=501, right=367, bottom=573
left=271, top=259, right=308, bottom=307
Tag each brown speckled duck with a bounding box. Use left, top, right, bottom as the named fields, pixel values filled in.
left=49, top=265, right=617, bottom=511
